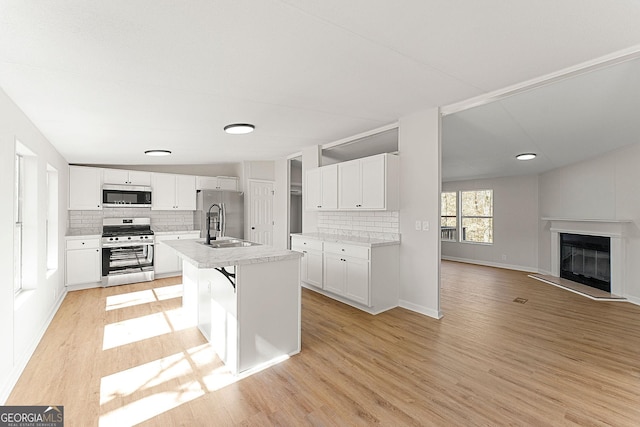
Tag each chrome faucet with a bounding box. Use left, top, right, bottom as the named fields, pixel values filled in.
left=205, top=203, right=225, bottom=244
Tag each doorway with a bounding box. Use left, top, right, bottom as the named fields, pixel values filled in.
left=289, top=157, right=303, bottom=246
left=247, top=179, right=274, bottom=245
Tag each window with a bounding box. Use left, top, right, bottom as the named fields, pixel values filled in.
left=14, top=153, right=24, bottom=294
left=46, top=164, right=59, bottom=273
left=461, top=189, right=493, bottom=244
left=440, top=192, right=457, bottom=241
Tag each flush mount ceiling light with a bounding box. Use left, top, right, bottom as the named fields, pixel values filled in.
left=224, top=123, right=255, bottom=134
left=516, top=153, right=536, bottom=161
left=144, top=149, right=172, bottom=156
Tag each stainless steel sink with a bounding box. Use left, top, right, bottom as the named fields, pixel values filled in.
left=198, top=240, right=261, bottom=248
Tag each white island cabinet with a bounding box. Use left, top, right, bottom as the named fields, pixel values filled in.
left=162, top=238, right=302, bottom=375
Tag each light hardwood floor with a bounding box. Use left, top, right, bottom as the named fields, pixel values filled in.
left=8, top=261, right=640, bottom=426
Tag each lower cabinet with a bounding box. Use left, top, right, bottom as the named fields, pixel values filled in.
left=66, top=236, right=101, bottom=286
left=323, top=242, right=370, bottom=306
left=291, top=235, right=399, bottom=314
left=291, top=236, right=323, bottom=288
left=155, top=232, right=200, bottom=276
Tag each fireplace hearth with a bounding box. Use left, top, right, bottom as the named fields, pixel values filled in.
left=560, top=233, right=611, bottom=292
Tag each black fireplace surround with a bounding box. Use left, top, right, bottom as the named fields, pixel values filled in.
left=560, top=233, right=611, bottom=292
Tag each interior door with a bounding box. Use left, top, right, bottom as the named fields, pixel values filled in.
left=248, top=180, right=274, bottom=245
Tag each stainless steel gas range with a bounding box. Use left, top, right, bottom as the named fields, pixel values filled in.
left=101, top=218, right=155, bottom=287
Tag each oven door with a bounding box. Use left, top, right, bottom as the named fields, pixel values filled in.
left=102, top=242, right=154, bottom=286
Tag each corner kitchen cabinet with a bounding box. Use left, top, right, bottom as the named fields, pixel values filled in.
left=291, top=235, right=323, bottom=288
left=196, top=176, right=239, bottom=191
left=69, top=166, right=102, bottom=210
left=154, top=231, right=200, bottom=276
left=65, top=236, right=101, bottom=286
left=305, top=164, right=338, bottom=210
left=151, top=173, right=196, bottom=210
left=338, top=153, right=399, bottom=211
left=103, top=168, right=151, bottom=186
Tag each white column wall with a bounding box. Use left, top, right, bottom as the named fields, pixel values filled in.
left=398, top=108, right=442, bottom=319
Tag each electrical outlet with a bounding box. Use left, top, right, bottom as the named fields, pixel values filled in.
left=422, top=221, right=429, bottom=231
left=415, top=220, right=422, bottom=231
left=501, top=254, right=507, bottom=261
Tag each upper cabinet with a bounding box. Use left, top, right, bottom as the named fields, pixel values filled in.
left=196, top=176, right=239, bottom=191
left=69, top=166, right=102, bottom=210
left=152, top=173, right=196, bottom=210
left=305, top=153, right=399, bottom=212
left=103, top=168, right=151, bottom=186
left=338, top=154, right=399, bottom=211
left=305, top=164, right=337, bottom=210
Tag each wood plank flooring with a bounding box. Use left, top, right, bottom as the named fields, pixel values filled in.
left=8, top=261, right=640, bottom=426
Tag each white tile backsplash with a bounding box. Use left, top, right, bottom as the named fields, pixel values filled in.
left=317, top=211, right=399, bottom=240
left=68, top=208, right=195, bottom=234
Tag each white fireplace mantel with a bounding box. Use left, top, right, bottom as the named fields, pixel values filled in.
left=543, top=218, right=632, bottom=296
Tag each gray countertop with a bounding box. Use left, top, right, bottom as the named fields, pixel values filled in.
left=162, top=238, right=301, bottom=269
left=291, top=232, right=400, bottom=248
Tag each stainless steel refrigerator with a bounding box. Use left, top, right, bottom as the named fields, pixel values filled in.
left=195, top=190, right=244, bottom=239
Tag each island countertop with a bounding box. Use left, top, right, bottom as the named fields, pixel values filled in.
left=162, top=238, right=301, bottom=269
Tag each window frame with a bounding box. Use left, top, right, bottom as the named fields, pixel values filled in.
left=440, top=189, right=494, bottom=245
left=440, top=191, right=458, bottom=242
left=460, top=189, right=493, bottom=245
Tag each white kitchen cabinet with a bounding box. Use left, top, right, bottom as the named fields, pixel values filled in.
left=305, top=164, right=337, bottom=210
left=152, top=173, right=196, bottom=210
left=103, top=168, right=151, bottom=186
left=323, top=242, right=370, bottom=306
left=69, top=166, right=102, bottom=210
left=337, top=153, right=399, bottom=211
left=155, top=232, right=200, bottom=276
left=291, top=234, right=399, bottom=314
left=65, top=237, right=101, bottom=286
left=196, top=176, right=239, bottom=191
left=291, top=235, right=323, bottom=288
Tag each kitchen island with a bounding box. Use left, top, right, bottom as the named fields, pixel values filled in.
left=162, top=238, right=302, bottom=375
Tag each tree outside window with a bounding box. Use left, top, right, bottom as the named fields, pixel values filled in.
left=461, top=190, right=493, bottom=244
left=441, top=192, right=457, bottom=241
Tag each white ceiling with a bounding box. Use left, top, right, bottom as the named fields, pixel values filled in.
left=442, top=56, right=640, bottom=181
left=2, top=1, right=640, bottom=167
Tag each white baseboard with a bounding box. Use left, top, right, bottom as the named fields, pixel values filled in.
left=399, top=300, right=443, bottom=319
left=441, top=256, right=538, bottom=273
left=65, top=282, right=101, bottom=292
left=625, top=294, right=640, bottom=306
left=0, top=289, right=68, bottom=404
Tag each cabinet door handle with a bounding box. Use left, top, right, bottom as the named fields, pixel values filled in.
left=317, top=205, right=321, bottom=208
left=251, top=227, right=256, bottom=230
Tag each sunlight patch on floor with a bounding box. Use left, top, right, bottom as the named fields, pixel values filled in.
left=105, top=290, right=156, bottom=311
left=153, top=284, right=183, bottom=301
left=105, top=284, right=183, bottom=311
left=102, top=308, right=190, bottom=350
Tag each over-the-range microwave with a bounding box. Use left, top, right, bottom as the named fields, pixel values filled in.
left=102, top=184, right=152, bottom=207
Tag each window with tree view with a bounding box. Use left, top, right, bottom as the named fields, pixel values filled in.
left=461, top=190, right=493, bottom=244
left=441, top=192, right=457, bottom=241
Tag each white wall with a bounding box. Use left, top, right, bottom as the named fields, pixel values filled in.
left=0, top=88, right=68, bottom=402
left=398, top=109, right=442, bottom=319
left=442, top=175, right=539, bottom=272
left=538, top=143, right=640, bottom=302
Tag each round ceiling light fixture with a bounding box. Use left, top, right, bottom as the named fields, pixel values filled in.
left=516, top=153, right=536, bottom=161
left=144, top=149, right=172, bottom=156
left=224, top=123, right=255, bottom=134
